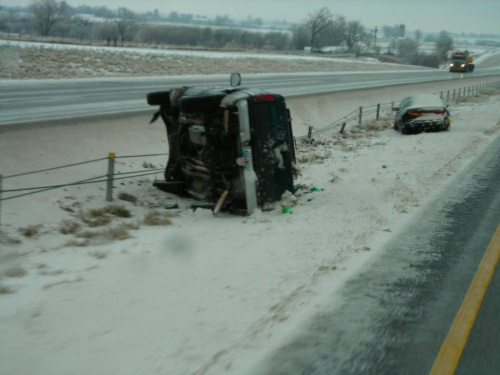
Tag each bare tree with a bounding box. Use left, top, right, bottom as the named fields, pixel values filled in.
left=30, top=0, right=69, bottom=36
left=397, top=37, right=420, bottom=60
left=92, top=21, right=118, bottom=42
left=0, top=8, right=7, bottom=32
left=289, top=24, right=308, bottom=51
left=342, top=20, right=366, bottom=53
left=382, top=24, right=405, bottom=39
left=317, top=15, right=345, bottom=49
left=116, top=7, right=137, bottom=43
left=435, top=35, right=454, bottom=61
left=306, top=7, right=334, bottom=52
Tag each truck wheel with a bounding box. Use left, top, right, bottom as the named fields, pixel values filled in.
left=147, top=91, right=170, bottom=106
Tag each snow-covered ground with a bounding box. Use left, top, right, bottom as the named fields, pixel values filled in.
left=1, top=42, right=500, bottom=375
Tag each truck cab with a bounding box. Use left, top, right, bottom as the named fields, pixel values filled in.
left=449, top=50, right=475, bottom=73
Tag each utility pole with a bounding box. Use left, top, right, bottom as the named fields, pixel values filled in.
left=374, top=26, right=378, bottom=56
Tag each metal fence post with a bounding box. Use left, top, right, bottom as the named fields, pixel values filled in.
left=376, top=104, right=380, bottom=120
left=0, top=174, right=2, bottom=229
left=453, top=89, right=456, bottom=100
left=340, top=122, right=346, bottom=134
left=440, top=92, right=443, bottom=99
left=307, top=126, right=313, bottom=139
left=358, top=106, right=363, bottom=124
left=447, top=90, right=450, bottom=101
left=391, top=101, right=394, bottom=112
left=106, top=153, right=115, bottom=202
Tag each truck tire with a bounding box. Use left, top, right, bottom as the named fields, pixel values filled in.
left=147, top=91, right=170, bottom=106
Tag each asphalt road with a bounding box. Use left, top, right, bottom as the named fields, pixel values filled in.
left=250, top=134, right=500, bottom=374
left=1, top=68, right=499, bottom=125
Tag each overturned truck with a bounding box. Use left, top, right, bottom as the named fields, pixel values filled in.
left=147, top=73, right=297, bottom=215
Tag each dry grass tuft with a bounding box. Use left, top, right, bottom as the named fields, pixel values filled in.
left=394, top=202, right=409, bottom=214
left=454, top=96, right=470, bottom=103
left=18, top=224, right=42, bottom=238
left=328, top=172, right=342, bottom=183
left=484, top=120, right=500, bottom=135
left=77, top=209, right=111, bottom=227
left=64, top=222, right=138, bottom=246
left=39, top=269, right=65, bottom=276
left=0, top=285, right=14, bottom=294
left=118, top=192, right=138, bottom=204
left=350, top=118, right=392, bottom=134
left=59, top=219, right=81, bottom=235
left=89, top=250, right=108, bottom=259
left=76, top=205, right=132, bottom=227
left=0, top=234, right=22, bottom=245
left=102, top=225, right=133, bottom=240
left=103, top=205, right=132, bottom=218
left=4, top=266, right=27, bottom=278
left=143, top=211, right=175, bottom=226
left=64, top=238, right=91, bottom=247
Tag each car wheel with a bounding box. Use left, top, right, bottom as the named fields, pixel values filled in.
left=400, top=122, right=409, bottom=135
left=147, top=91, right=170, bottom=106
left=442, top=117, right=450, bottom=131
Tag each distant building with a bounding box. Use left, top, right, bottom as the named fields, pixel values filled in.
left=399, top=24, right=405, bottom=38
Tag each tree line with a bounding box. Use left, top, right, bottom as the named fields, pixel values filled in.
left=1, top=1, right=458, bottom=68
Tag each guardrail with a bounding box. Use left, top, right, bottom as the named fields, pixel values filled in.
left=1, top=81, right=499, bottom=226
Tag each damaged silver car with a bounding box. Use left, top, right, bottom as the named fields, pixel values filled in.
left=393, top=94, right=451, bottom=134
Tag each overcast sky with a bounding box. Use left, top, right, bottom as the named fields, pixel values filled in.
left=3, top=0, right=500, bottom=35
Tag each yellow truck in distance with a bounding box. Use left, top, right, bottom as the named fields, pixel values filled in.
left=449, top=50, right=475, bottom=73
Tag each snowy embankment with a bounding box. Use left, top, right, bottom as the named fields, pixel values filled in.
left=1, top=42, right=500, bottom=375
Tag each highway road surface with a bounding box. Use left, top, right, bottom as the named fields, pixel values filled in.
left=1, top=68, right=499, bottom=125
left=251, top=134, right=500, bottom=375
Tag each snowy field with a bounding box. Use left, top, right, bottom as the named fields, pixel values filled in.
left=0, top=39, right=436, bottom=79
left=1, top=42, right=500, bottom=375
left=2, top=39, right=500, bottom=79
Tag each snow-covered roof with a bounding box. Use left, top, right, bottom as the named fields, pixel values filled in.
left=404, top=94, right=445, bottom=109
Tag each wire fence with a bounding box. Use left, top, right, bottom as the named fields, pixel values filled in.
left=1, top=81, right=499, bottom=225
left=0, top=152, right=168, bottom=227
left=296, top=81, right=500, bottom=141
